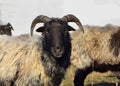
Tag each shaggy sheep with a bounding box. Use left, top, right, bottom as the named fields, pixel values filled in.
left=71, top=25, right=120, bottom=86
left=0, top=14, right=84, bottom=86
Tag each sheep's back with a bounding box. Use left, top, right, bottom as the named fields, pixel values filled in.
left=71, top=28, right=120, bottom=69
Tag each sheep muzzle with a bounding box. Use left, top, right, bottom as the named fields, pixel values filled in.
left=51, top=46, right=64, bottom=58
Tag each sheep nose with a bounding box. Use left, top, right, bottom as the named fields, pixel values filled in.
left=55, top=46, right=61, bottom=52
left=54, top=45, right=64, bottom=53
left=51, top=46, right=64, bottom=57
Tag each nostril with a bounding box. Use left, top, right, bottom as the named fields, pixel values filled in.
left=55, top=46, right=61, bottom=52
left=56, top=46, right=60, bottom=50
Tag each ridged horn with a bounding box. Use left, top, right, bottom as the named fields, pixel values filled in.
left=7, top=23, right=14, bottom=31
left=30, top=15, right=50, bottom=36
left=61, top=14, right=84, bottom=33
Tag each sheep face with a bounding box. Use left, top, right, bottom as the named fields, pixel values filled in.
left=36, top=19, right=74, bottom=58
left=0, top=23, right=14, bottom=36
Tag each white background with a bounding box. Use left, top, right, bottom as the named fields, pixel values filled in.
left=0, top=0, right=120, bottom=35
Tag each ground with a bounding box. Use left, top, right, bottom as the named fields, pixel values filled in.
left=61, top=66, right=119, bottom=86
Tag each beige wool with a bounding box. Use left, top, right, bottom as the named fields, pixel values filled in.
left=0, top=35, right=50, bottom=86
left=71, top=27, right=120, bottom=69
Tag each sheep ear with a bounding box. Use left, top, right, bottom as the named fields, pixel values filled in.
left=67, top=25, right=76, bottom=31
left=36, top=27, right=45, bottom=32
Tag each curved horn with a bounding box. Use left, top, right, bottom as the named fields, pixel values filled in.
left=8, top=23, right=14, bottom=31
left=30, top=15, right=50, bottom=36
left=61, top=14, right=84, bottom=33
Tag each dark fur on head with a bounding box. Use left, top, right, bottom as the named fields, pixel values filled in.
left=37, top=18, right=73, bottom=59
left=109, top=29, right=120, bottom=57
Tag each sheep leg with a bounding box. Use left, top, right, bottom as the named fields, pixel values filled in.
left=74, top=67, right=92, bottom=86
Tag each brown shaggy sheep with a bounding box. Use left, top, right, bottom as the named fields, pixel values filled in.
left=71, top=25, right=120, bottom=86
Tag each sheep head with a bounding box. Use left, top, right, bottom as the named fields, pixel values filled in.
left=0, top=23, right=14, bottom=36
left=31, top=14, right=84, bottom=58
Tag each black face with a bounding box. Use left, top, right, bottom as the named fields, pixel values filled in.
left=5, top=28, right=12, bottom=36
left=0, top=27, right=12, bottom=36
left=36, top=19, right=75, bottom=58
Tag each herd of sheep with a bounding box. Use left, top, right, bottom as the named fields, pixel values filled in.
left=0, top=14, right=120, bottom=86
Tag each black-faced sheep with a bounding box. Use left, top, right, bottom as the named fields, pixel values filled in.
left=70, top=25, right=120, bottom=86
left=0, top=23, right=14, bottom=36
left=0, top=14, right=84, bottom=86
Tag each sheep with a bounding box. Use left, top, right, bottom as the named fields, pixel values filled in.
left=70, top=25, right=120, bottom=86
left=0, top=14, right=84, bottom=86
left=0, top=23, right=14, bottom=36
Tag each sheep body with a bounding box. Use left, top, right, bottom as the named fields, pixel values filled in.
left=0, top=35, right=47, bottom=86
left=71, top=26, right=120, bottom=86
left=0, top=32, right=71, bottom=86
left=71, top=27, right=120, bottom=67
